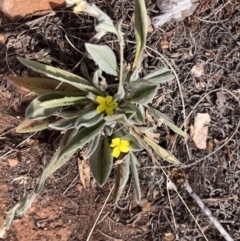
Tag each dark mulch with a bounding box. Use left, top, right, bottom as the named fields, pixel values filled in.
left=0, top=0, right=239, bottom=240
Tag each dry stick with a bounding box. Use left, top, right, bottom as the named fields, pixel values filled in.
left=183, top=181, right=234, bottom=241
left=0, top=132, right=36, bottom=159
left=86, top=184, right=115, bottom=241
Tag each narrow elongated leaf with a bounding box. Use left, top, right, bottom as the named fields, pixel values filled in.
left=40, top=96, right=88, bottom=108
left=59, top=120, right=105, bottom=159
left=26, top=93, right=64, bottom=119
left=17, top=57, right=100, bottom=94
left=7, top=76, right=82, bottom=96
left=74, top=108, right=99, bottom=128
left=147, top=106, right=187, bottom=137
left=95, top=22, right=117, bottom=35
left=49, top=117, right=77, bottom=130
left=122, top=134, right=143, bottom=151
left=85, top=43, right=119, bottom=76
left=80, top=62, right=91, bottom=81
left=132, top=0, right=148, bottom=71
left=16, top=118, right=53, bottom=133
left=84, top=134, right=101, bottom=158
left=144, top=67, right=175, bottom=84
left=113, top=155, right=130, bottom=204
left=127, top=80, right=158, bottom=105
left=127, top=103, right=145, bottom=124
left=90, top=135, right=113, bottom=186
left=144, top=136, right=181, bottom=164
left=104, top=113, right=134, bottom=126
left=76, top=113, right=104, bottom=129
left=54, top=109, right=87, bottom=119
left=130, top=152, right=141, bottom=204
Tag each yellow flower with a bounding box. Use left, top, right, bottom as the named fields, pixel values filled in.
left=96, top=96, right=118, bottom=116
left=110, top=138, right=130, bottom=158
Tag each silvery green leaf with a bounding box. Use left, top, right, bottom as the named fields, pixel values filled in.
left=95, top=22, right=117, bottom=35
left=80, top=62, right=91, bottom=81
left=59, top=120, right=105, bottom=159
left=85, top=43, right=119, bottom=76
left=144, top=67, right=174, bottom=84
left=147, top=106, right=187, bottom=137
left=90, top=135, right=113, bottom=187
left=127, top=103, right=145, bottom=124
left=104, top=113, right=134, bottom=126
left=93, top=69, right=107, bottom=91
left=76, top=113, right=104, bottom=129
left=114, top=85, right=125, bottom=102
left=49, top=117, right=77, bottom=130
left=129, top=69, right=139, bottom=82
left=26, top=93, right=64, bottom=119
left=113, top=154, right=130, bottom=204
left=17, top=57, right=100, bottom=94
left=84, top=134, right=101, bottom=159
left=86, top=92, right=97, bottom=103
left=122, top=134, right=144, bottom=151
left=144, top=136, right=181, bottom=164
left=16, top=118, right=52, bottom=133
left=116, top=19, right=124, bottom=43
left=93, top=69, right=102, bottom=88
left=127, top=80, right=158, bottom=105
left=40, top=96, right=88, bottom=108
left=137, top=126, right=155, bottom=133
left=130, top=152, right=141, bottom=204
left=54, top=109, right=87, bottom=119
left=105, top=121, right=116, bottom=136
left=74, top=108, right=98, bottom=128
left=132, top=0, right=148, bottom=71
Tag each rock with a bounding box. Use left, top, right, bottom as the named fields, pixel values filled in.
left=0, top=33, right=6, bottom=45
left=8, top=158, right=19, bottom=167
left=0, top=0, right=65, bottom=20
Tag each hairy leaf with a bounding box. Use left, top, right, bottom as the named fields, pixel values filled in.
left=7, top=76, right=81, bottom=96
left=130, top=152, right=141, bottom=203
left=144, top=67, right=175, bottom=84
left=148, top=106, right=187, bottom=137
left=17, top=57, right=100, bottom=94
left=16, top=118, right=53, bottom=133
left=84, top=134, right=101, bottom=158
left=127, top=80, right=158, bottom=105
left=49, top=117, right=77, bottom=130
left=40, top=96, right=88, bottom=108
left=26, top=93, right=65, bottom=119
left=113, top=155, right=130, bottom=204
left=144, top=136, right=181, bottom=164
left=85, top=43, right=119, bottom=76
left=127, top=103, right=145, bottom=124
left=104, top=113, right=134, bottom=126
left=122, top=134, right=144, bottom=151
left=132, top=0, right=148, bottom=71
left=59, top=120, right=105, bottom=159
left=90, top=135, right=113, bottom=187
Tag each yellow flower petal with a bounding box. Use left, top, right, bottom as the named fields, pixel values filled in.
left=111, top=138, right=120, bottom=147
left=96, top=96, right=106, bottom=104
left=97, top=104, right=106, bottom=113
left=105, top=96, right=113, bottom=104
left=112, top=147, right=120, bottom=158
left=120, top=140, right=129, bottom=147
left=109, top=101, right=118, bottom=109
left=119, top=145, right=130, bottom=153
left=106, top=107, right=114, bottom=116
